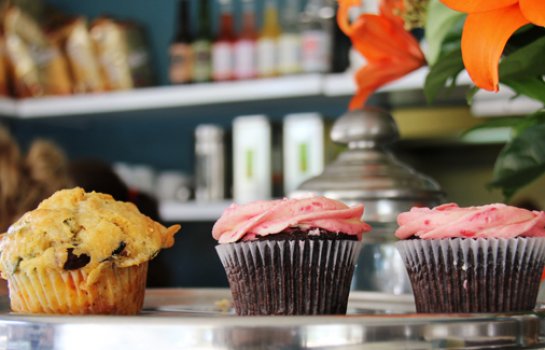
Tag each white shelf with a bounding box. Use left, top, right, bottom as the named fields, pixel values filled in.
left=159, top=200, right=231, bottom=222
left=322, top=67, right=473, bottom=96
left=0, top=69, right=538, bottom=119
left=0, top=74, right=323, bottom=119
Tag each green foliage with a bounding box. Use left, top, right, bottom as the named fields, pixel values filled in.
left=424, top=0, right=465, bottom=65
left=424, top=1, right=545, bottom=200
left=489, top=121, right=545, bottom=199
left=424, top=48, right=464, bottom=103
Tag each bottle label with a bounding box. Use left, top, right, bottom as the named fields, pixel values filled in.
left=233, top=39, right=257, bottom=80
left=212, top=41, right=234, bottom=81
left=301, top=30, right=330, bottom=73
left=278, top=33, right=301, bottom=75
left=257, top=38, right=277, bottom=77
left=192, top=40, right=212, bottom=82
left=169, top=43, right=193, bottom=84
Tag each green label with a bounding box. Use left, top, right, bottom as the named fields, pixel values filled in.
left=246, top=149, right=254, bottom=179
left=192, top=40, right=211, bottom=82
left=298, top=142, right=308, bottom=173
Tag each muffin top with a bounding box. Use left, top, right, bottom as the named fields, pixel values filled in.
left=0, top=187, right=180, bottom=279
left=395, top=203, right=545, bottom=240
left=212, top=197, right=371, bottom=244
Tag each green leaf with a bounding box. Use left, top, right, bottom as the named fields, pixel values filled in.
left=500, top=36, right=545, bottom=79
left=424, top=48, right=465, bottom=103
left=466, top=86, right=479, bottom=105
left=501, top=77, right=545, bottom=104
left=498, top=35, right=545, bottom=104
left=463, top=110, right=545, bottom=139
left=489, top=123, right=545, bottom=199
left=425, top=0, right=465, bottom=65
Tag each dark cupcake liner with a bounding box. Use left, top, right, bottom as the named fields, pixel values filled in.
left=396, top=237, right=545, bottom=313
left=216, top=239, right=361, bottom=315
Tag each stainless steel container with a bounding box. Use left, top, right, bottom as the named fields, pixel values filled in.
left=291, top=107, right=445, bottom=294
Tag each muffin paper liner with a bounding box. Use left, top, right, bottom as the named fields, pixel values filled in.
left=216, top=239, right=361, bottom=315
left=396, top=238, right=545, bottom=313
left=7, top=262, right=148, bottom=315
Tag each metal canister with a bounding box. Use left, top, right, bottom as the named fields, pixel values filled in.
left=195, top=124, right=225, bottom=202
left=291, top=107, right=445, bottom=294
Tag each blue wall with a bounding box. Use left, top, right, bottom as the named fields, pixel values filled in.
left=9, top=96, right=351, bottom=173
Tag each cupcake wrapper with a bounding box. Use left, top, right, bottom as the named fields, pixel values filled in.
left=396, top=238, right=545, bottom=313
left=216, top=239, right=361, bottom=315
left=8, top=262, right=148, bottom=315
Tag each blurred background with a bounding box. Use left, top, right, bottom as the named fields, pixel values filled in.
left=1, top=0, right=544, bottom=289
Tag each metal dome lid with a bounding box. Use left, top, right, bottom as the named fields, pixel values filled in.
left=291, top=107, right=444, bottom=223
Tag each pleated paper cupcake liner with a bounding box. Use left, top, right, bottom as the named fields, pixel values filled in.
left=396, top=237, right=545, bottom=313
left=216, top=239, right=361, bottom=316
left=7, top=262, right=148, bottom=315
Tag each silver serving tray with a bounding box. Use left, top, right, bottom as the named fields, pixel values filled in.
left=0, top=288, right=544, bottom=349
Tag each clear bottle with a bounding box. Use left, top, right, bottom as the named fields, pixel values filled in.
left=212, top=0, right=236, bottom=81
left=257, top=0, right=281, bottom=78
left=169, top=0, right=194, bottom=84
left=195, top=124, right=225, bottom=202
left=192, top=0, right=212, bottom=83
left=278, top=0, right=302, bottom=75
left=300, top=0, right=334, bottom=73
left=233, top=0, right=258, bottom=80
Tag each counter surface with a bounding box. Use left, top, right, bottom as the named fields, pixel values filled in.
left=0, top=288, right=543, bottom=349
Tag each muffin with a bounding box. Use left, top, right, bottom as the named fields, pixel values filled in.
left=212, top=197, right=371, bottom=315
left=395, top=203, right=545, bottom=313
left=0, top=187, right=180, bottom=315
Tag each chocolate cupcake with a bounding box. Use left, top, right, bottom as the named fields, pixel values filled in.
left=213, top=197, right=371, bottom=315
left=0, top=187, right=180, bottom=315
left=395, top=203, right=545, bottom=313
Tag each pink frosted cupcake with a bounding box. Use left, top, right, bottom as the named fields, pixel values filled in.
left=213, top=197, right=371, bottom=315
left=395, top=203, right=545, bottom=313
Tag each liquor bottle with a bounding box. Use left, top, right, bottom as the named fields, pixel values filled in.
left=233, top=0, right=258, bottom=80
left=169, top=0, right=193, bottom=84
left=300, top=0, right=334, bottom=73
left=257, top=0, right=281, bottom=78
left=192, top=0, right=212, bottom=83
left=278, top=0, right=301, bottom=75
left=212, top=0, right=235, bottom=81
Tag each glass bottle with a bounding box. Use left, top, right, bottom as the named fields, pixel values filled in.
left=233, top=0, right=258, bottom=80
left=192, top=0, right=212, bottom=83
left=257, top=0, right=281, bottom=78
left=278, top=0, right=302, bottom=75
left=212, top=0, right=236, bottom=81
left=169, top=0, right=193, bottom=84
left=300, top=0, right=334, bottom=73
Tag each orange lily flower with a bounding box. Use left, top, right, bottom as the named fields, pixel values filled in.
left=337, top=0, right=426, bottom=110
left=440, top=0, right=545, bottom=92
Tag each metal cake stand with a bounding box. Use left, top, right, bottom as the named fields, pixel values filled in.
left=0, top=288, right=544, bottom=349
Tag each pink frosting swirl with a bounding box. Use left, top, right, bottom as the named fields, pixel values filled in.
left=212, top=197, right=372, bottom=244
left=395, top=203, right=545, bottom=240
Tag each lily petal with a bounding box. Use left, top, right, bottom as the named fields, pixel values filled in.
left=461, top=4, right=528, bottom=91
left=349, top=57, right=424, bottom=110
left=520, top=0, right=545, bottom=26
left=337, top=0, right=361, bottom=36
left=380, top=0, right=405, bottom=27
left=350, top=14, right=425, bottom=62
left=440, top=0, right=518, bottom=14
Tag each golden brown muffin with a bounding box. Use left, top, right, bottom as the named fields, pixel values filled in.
left=0, top=187, right=179, bottom=314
